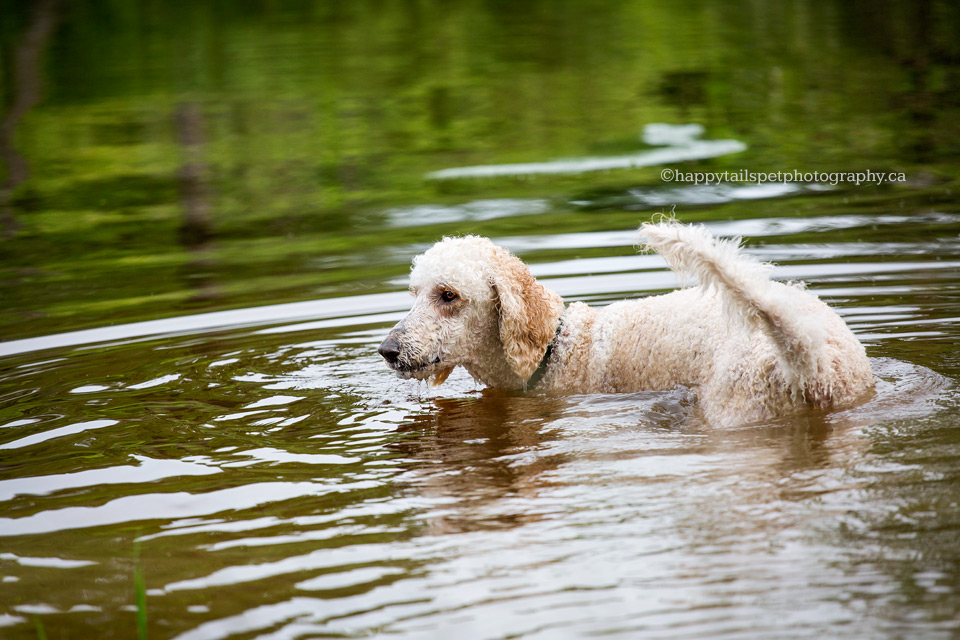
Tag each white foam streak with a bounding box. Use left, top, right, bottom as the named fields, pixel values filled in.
left=426, top=123, right=746, bottom=179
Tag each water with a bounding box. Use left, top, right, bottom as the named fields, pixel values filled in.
left=2, top=1, right=960, bottom=638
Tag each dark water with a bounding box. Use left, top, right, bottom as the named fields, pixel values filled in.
left=2, top=1, right=960, bottom=638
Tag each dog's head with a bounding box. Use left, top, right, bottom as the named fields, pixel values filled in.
left=378, top=236, right=564, bottom=389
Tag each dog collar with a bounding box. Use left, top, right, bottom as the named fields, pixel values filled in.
left=526, top=313, right=563, bottom=390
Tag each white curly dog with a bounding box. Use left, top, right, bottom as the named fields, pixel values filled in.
left=378, top=221, right=874, bottom=426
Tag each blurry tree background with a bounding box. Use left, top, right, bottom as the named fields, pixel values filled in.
left=1, top=0, right=957, bottom=339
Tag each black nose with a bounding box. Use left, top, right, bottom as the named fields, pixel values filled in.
left=378, top=336, right=401, bottom=364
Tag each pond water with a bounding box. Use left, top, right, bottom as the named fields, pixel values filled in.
left=2, top=1, right=960, bottom=638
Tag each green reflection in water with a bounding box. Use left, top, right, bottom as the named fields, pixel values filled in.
left=0, top=0, right=957, bottom=340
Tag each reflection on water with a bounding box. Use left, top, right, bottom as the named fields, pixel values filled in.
left=2, top=0, right=960, bottom=637
left=426, top=123, right=747, bottom=179
left=387, top=199, right=550, bottom=228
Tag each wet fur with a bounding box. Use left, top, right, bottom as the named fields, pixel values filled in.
left=379, top=221, right=874, bottom=426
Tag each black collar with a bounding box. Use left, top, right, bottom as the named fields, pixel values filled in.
left=526, top=313, right=563, bottom=390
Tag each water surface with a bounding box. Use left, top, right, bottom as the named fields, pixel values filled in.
left=2, top=1, right=960, bottom=638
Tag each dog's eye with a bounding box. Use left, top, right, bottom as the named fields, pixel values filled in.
left=440, top=290, right=458, bottom=303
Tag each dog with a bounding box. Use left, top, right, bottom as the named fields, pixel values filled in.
left=378, top=221, right=874, bottom=426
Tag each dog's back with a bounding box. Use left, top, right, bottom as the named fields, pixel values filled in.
left=641, top=221, right=874, bottom=415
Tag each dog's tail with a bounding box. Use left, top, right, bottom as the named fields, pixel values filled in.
left=641, top=220, right=824, bottom=397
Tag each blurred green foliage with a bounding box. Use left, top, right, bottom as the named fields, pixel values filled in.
left=1, top=0, right=958, bottom=339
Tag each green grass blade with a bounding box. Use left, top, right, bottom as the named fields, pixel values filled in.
left=134, top=565, right=148, bottom=640
left=133, top=536, right=148, bottom=640
left=33, top=617, right=47, bottom=640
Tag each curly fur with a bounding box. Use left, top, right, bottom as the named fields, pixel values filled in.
left=379, top=221, right=875, bottom=427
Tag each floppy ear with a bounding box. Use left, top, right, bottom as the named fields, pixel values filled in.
left=488, top=245, right=564, bottom=383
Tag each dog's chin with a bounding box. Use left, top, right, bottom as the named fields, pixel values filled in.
left=394, top=359, right=454, bottom=386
